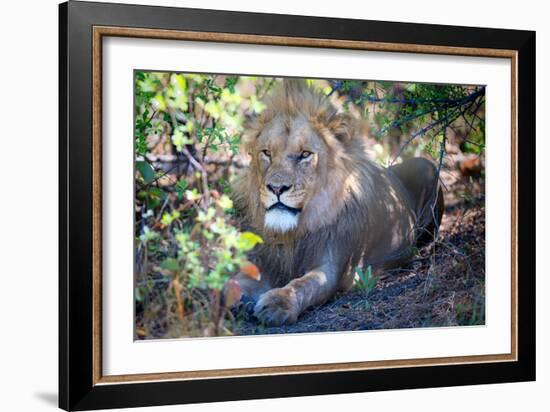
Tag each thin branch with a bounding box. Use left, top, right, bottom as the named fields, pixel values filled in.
left=436, top=115, right=448, bottom=178
left=390, top=109, right=455, bottom=165
left=137, top=162, right=180, bottom=190
left=390, top=96, right=479, bottom=165
left=181, top=146, right=210, bottom=207
left=377, top=89, right=485, bottom=138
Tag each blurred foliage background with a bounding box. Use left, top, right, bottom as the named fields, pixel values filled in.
left=134, top=72, right=486, bottom=339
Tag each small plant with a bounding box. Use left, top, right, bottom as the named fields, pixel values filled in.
left=162, top=192, right=263, bottom=337
left=133, top=72, right=275, bottom=338
left=353, top=265, right=377, bottom=292
left=136, top=186, right=264, bottom=338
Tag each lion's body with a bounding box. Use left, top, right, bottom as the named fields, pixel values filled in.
left=232, top=80, right=443, bottom=325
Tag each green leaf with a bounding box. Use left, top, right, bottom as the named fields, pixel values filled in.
left=237, top=232, right=264, bottom=251
left=161, top=258, right=180, bottom=272
left=185, top=188, right=201, bottom=201
left=354, top=265, right=376, bottom=292
left=224, top=77, right=238, bottom=93
left=217, top=195, right=233, bottom=210
left=136, top=161, right=155, bottom=183
left=171, top=125, right=194, bottom=152
left=365, top=265, right=372, bottom=279
left=175, top=179, right=189, bottom=200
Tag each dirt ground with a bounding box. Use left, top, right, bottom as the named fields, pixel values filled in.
left=234, top=163, right=486, bottom=336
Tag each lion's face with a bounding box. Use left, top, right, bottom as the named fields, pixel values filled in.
left=253, top=115, right=329, bottom=232
left=237, top=79, right=361, bottom=236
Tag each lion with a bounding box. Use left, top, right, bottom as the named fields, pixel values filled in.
left=231, top=79, right=444, bottom=326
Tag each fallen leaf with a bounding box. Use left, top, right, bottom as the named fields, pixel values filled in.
left=240, top=263, right=261, bottom=281
left=459, top=154, right=482, bottom=177
left=223, top=278, right=242, bottom=308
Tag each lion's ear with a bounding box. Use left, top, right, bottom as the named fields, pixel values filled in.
left=327, top=113, right=355, bottom=143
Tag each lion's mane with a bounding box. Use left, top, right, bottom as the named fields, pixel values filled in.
left=232, top=80, right=439, bottom=290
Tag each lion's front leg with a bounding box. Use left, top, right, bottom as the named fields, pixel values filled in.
left=254, top=265, right=339, bottom=326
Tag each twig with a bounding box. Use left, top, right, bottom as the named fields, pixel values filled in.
left=155, top=194, right=171, bottom=223
left=181, top=146, right=210, bottom=207
left=378, top=105, right=440, bottom=137
left=390, top=96, right=479, bottom=166
left=464, top=139, right=483, bottom=147
left=137, top=163, right=180, bottom=190
left=203, top=157, right=246, bottom=168
left=436, top=114, right=448, bottom=177
left=390, top=110, right=454, bottom=165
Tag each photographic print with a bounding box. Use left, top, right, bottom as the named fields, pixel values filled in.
left=60, top=3, right=535, bottom=408
left=134, top=73, right=486, bottom=339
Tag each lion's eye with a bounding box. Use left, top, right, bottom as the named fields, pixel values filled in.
left=299, top=151, right=313, bottom=160
left=261, top=150, right=271, bottom=158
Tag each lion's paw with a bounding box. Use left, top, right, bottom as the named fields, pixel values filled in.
left=253, top=287, right=300, bottom=326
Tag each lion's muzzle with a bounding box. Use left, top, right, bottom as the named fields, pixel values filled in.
left=264, top=200, right=301, bottom=233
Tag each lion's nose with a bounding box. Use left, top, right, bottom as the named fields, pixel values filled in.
left=267, top=184, right=292, bottom=196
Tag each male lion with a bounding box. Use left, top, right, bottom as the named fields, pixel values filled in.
left=232, top=79, right=444, bottom=326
